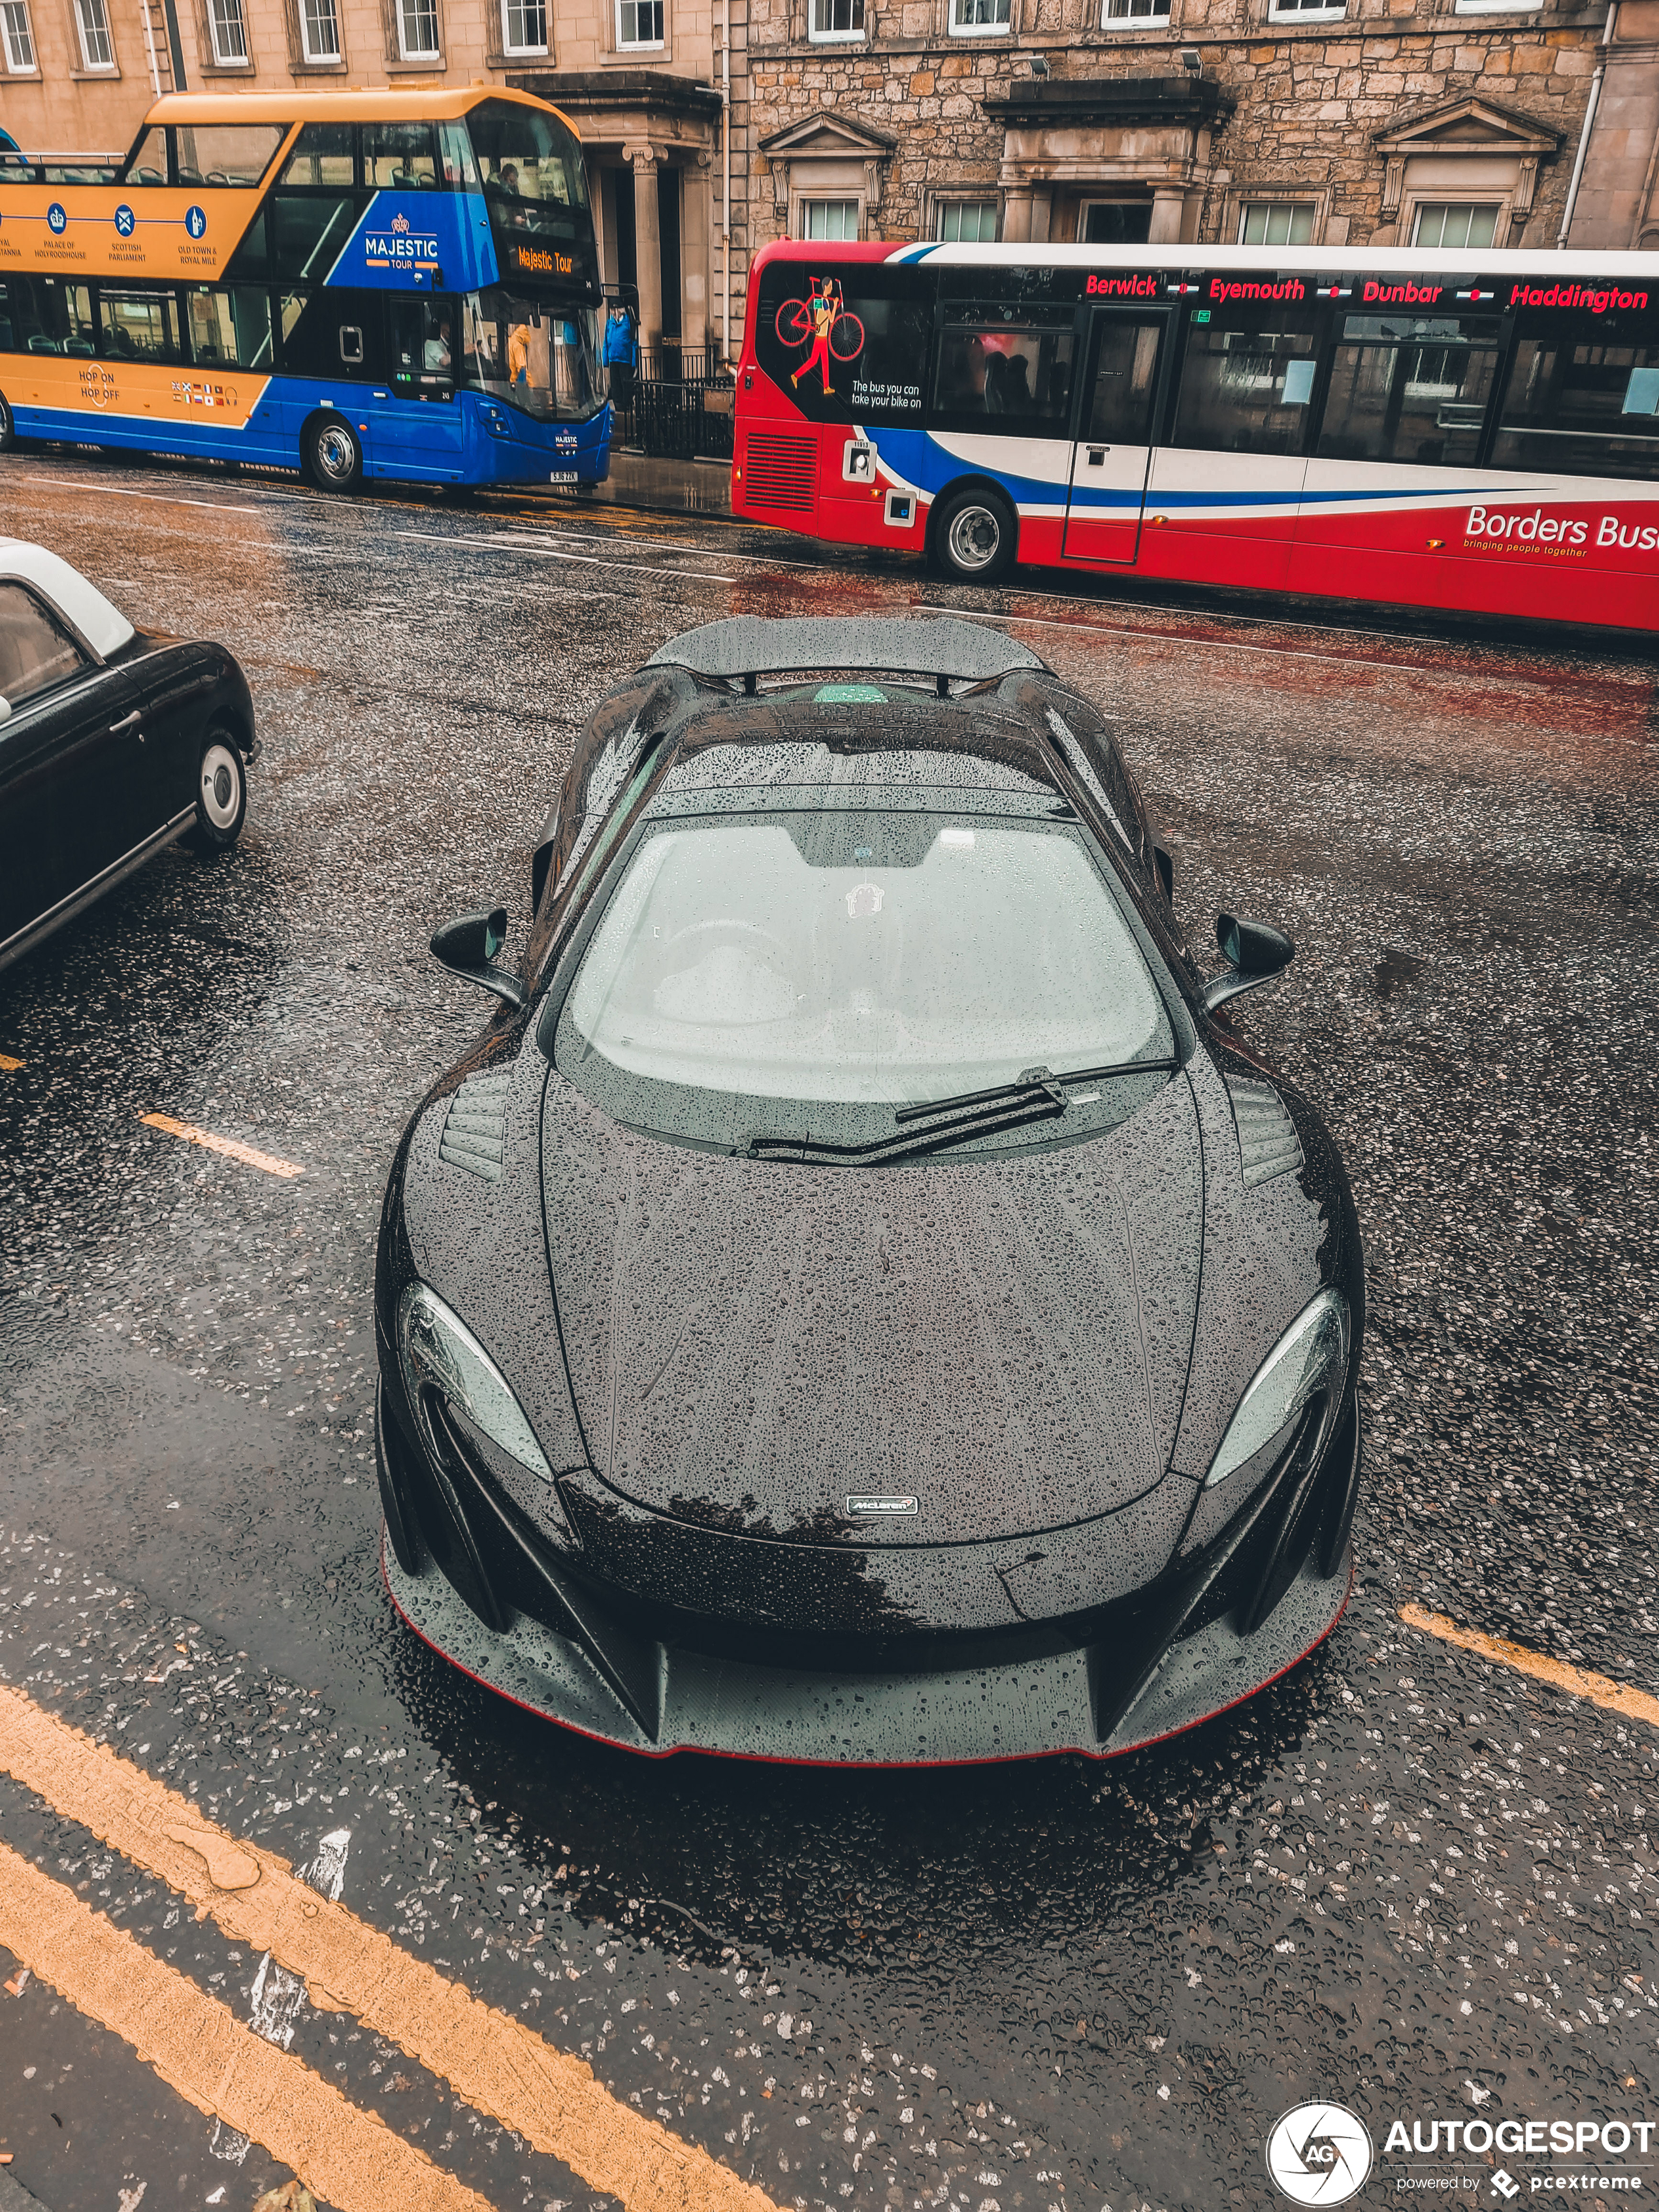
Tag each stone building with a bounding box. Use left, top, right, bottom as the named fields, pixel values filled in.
left=745, top=0, right=1658, bottom=309
left=0, top=0, right=749, bottom=355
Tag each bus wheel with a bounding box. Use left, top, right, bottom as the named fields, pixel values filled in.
left=306, top=415, right=362, bottom=492
left=934, top=483, right=1017, bottom=585
left=0, top=390, right=15, bottom=453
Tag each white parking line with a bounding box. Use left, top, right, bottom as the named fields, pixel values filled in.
left=395, top=526, right=733, bottom=583
left=23, top=474, right=260, bottom=515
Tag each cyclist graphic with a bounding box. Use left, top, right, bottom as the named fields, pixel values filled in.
left=792, top=277, right=845, bottom=394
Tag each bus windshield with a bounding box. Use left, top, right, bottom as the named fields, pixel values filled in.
left=468, top=99, right=588, bottom=246
left=462, top=288, right=600, bottom=420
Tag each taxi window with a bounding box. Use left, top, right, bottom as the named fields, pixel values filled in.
left=0, top=583, right=90, bottom=709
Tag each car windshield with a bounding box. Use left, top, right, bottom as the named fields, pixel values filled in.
left=554, top=804, right=1173, bottom=1152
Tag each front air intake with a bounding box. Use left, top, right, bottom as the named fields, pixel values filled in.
left=743, top=433, right=817, bottom=513
left=438, top=1068, right=510, bottom=1183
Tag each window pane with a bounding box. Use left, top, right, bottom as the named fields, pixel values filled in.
left=74, top=0, right=112, bottom=67
left=503, top=0, right=547, bottom=44
left=1316, top=315, right=1500, bottom=466
left=397, top=0, right=440, bottom=55
left=362, top=121, right=438, bottom=187
left=1102, top=0, right=1170, bottom=20
left=3, top=1, right=37, bottom=70
left=1082, top=202, right=1151, bottom=244
left=5, top=276, right=96, bottom=353
left=1172, top=319, right=1319, bottom=455
left=1240, top=202, right=1313, bottom=247
left=280, top=124, right=353, bottom=187
left=935, top=317, right=1075, bottom=426
left=804, top=200, right=858, bottom=241
left=273, top=195, right=357, bottom=279
left=1085, top=319, right=1162, bottom=443
left=301, top=0, right=340, bottom=57
left=99, top=289, right=179, bottom=363
left=1491, top=330, right=1659, bottom=481
left=0, top=583, right=88, bottom=707
left=617, top=0, right=663, bottom=38
left=209, top=0, right=247, bottom=61
left=1412, top=202, right=1499, bottom=251
left=184, top=285, right=272, bottom=369
left=438, top=121, right=479, bottom=188
left=939, top=201, right=998, bottom=242
left=175, top=124, right=285, bottom=185
left=122, top=125, right=169, bottom=182
left=809, top=0, right=863, bottom=32
left=950, top=0, right=1009, bottom=24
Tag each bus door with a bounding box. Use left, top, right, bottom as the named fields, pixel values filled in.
left=386, top=297, right=464, bottom=472
left=1063, top=310, right=1168, bottom=563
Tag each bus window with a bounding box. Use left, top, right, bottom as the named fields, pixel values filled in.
left=174, top=123, right=287, bottom=188
left=274, top=195, right=357, bottom=281
left=278, top=121, right=355, bottom=189
left=932, top=313, right=1074, bottom=432
left=468, top=97, right=588, bottom=242
left=461, top=287, right=600, bottom=418
left=1172, top=317, right=1318, bottom=456
left=185, top=285, right=272, bottom=370
left=438, top=120, right=479, bottom=190
left=279, top=290, right=381, bottom=379
left=1490, top=327, right=1659, bottom=481
left=363, top=121, right=438, bottom=191
left=121, top=126, right=170, bottom=185
left=1317, top=313, right=1502, bottom=468
left=99, top=289, right=179, bottom=363
left=391, top=298, right=455, bottom=396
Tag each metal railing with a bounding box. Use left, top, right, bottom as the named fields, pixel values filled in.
left=609, top=341, right=735, bottom=461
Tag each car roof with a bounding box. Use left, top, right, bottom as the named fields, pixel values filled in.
left=0, top=539, right=135, bottom=661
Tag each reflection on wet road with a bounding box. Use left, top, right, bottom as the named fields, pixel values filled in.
left=1, top=451, right=1656, bottom=2212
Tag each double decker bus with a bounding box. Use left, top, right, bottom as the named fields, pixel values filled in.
left=0, top=88, right=609, bottom=493
left=733, top=240, right=1659, bottom=633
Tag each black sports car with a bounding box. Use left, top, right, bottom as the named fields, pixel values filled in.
left=0, top=538, right=256, bottom=975
left=375, top=616, right=1363, bottom=1765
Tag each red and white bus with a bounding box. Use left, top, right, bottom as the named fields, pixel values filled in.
left=731, top=241, right=1659, bottom=633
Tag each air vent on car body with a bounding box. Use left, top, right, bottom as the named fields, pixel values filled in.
left=439, top=1068, right=511, bottom=1183
left=744, top=434, right=817, bottom=513
left=1226, top=1076, right=1303, bottom=1189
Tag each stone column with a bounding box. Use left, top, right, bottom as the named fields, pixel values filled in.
left=1002, top=185, right=1033, bottom=242
left=628, top=144, right=663, bottom=354
left=682, top=152, right=711, bottom=358
left=1029, top=185, right=1053, bottom=244
left=1149, top=185, right=1186, bottom=243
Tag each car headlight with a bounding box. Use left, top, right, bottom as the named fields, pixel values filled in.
left=1204, top=1289, right=1350, bottom=1489
left=397, top=1281, right=555, bottom=1484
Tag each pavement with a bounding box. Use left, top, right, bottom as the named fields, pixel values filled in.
left=0, top=447, right=1655, bottom=2212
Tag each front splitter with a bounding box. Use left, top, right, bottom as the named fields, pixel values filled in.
left=382, top=1529, right=1351, bottom=1766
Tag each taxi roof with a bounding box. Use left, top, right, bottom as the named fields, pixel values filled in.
left=0, top=539, right=134, bottom=661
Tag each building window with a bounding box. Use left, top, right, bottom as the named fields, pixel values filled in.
left=73, top=0, right=114, bottom=67
left=396, top=0, right=439, bottom=54
left=208, top=0, right=249, bottom=61
left=950, top=0, right=1008, bottom=29
left=803, top=199, right=859, bottom=240
left=501, top=0, right=545, bottom=47
left=616, top=0, right=662, bottom=40
left=1267, top=0, right=1346, bottom=17
left=809, top=0, right=863, bottom=39
left=1412, top=202, right=1500, bottom=250
left=1102, top=0, right=1169, bottom=24
left=1239, top=201, right=1315, bottom=246
left=938, top=200, right=998, bottom=242
left=300, top=0, right=341, bottom=59
left=2, top=0, right=36, bottom=67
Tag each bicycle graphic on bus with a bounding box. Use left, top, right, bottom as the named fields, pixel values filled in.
left=775, top=278, right=865, bottom=394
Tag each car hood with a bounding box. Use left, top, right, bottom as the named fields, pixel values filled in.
left=541, top=1072, right=1204, bottom=1547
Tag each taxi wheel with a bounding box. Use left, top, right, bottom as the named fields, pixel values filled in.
left=933, top=483, right=1018, bottom=585
left=306, top=415, right=363, bottom=493
left=0, top=389, right=15, bottom=453
left=187, top=729, right=248, bottom=854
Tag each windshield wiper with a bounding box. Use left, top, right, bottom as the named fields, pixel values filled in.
left=744, top=1055, right=1178, bottom=1166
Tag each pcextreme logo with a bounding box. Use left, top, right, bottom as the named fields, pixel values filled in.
left=1266, top=2102, right=1376, bottom=2204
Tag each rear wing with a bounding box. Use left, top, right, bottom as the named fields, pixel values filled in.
left=647, top=616, right=1046, bottom=695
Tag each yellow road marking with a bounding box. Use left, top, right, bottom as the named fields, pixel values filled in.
left=0, top=1836, right=489, bottom=2212
left=0, top=1053, right=22, bottom=1071
left=1400, top=1604, right=1659, bottom=1730
left=140, top=1114, right=303, bottom=1179
left=0, top=1684, right=782, bottom=2212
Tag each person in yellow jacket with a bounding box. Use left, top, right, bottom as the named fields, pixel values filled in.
left=507, top=321, right=533, bottom=391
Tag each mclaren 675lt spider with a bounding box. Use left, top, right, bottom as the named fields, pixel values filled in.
left=374, top=615, right=1363, bottom=1765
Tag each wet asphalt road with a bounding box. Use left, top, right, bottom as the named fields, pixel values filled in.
left=0, top=450, right=1656, bottom=2212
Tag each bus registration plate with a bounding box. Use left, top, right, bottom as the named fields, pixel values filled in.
left=550, top=471, right=579, bottom=485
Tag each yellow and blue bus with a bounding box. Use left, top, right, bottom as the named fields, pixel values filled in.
left=0, top=88, right=609, bottom=492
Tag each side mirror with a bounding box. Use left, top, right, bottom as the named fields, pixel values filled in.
left=1202, top=910, right=1294, bottom=1014
left=0, top=696, right=11, bottom=726
left=429, top=905, right=526, bottom=1011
